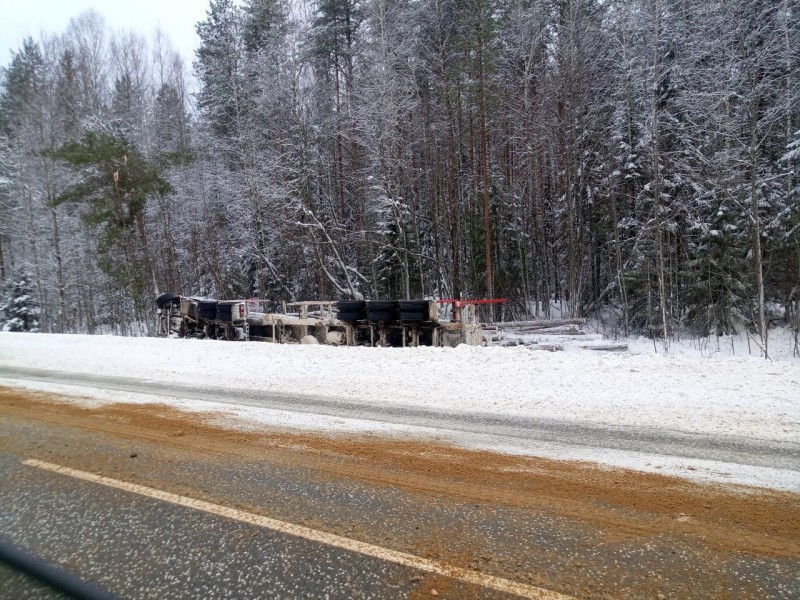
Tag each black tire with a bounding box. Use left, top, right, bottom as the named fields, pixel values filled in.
left=367, top=301, right=397, bottom=311
left=336, top=300, right=366, bottom=312
left=198, top=300, right=218, bottom=320
left=366, top=310, right=395, bottom=322
left=336, top=300, right=366, bottom=322
left=367, top=300, right=398, bottom=323
left=336, top=311, right=364, bottom=322
left=398, top=310, right=427, bottom=322
left=216, top=301, right=235, bottom=321
left=156, top=293, right=180, bottom=309
left=398, top=300, right=429, bottom=312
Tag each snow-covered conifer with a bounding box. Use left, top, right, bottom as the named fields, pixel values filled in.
left=1, top=272, right=40, bottom=332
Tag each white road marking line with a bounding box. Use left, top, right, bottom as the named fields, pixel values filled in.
left=24, top=459, right=574, bottom=600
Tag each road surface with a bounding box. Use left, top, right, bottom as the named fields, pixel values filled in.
left=0, top=384, right=798, bottom=599
left=1, top=365, right=797, bottom=474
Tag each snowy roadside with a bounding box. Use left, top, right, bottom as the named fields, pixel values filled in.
left=1, top=332, right=798, bottom=491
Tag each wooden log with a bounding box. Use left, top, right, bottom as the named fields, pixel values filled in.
left=501, top=339, right=541, bottom=347
left=578, top=343, right=628, bottom=352
left=532, top=330, right=586, bottom=336
left=527, top=343, right=563, bottom=352
left=508, top=328, right=579, bottom=335
left=506, top=324, right=579, bottom=332
left=498, top=318, right=586, bottom=328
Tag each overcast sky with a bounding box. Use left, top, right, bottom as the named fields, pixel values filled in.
left=0, top=0, right=210, bottom=69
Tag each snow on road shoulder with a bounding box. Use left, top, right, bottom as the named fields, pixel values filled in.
left=0, top=332, right=798, bottom=444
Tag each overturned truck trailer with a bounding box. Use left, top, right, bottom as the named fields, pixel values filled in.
left=155, top=295, right=485, bottom=347
left=156, top=294, right=249, bottom=341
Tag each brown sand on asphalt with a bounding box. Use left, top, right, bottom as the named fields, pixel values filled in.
left=0, top=385, right=797, bottom=565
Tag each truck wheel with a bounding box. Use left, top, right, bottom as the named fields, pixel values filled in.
left=398, top=310, right=427, bottom=322
left=336, top=300, right=366, bottom=312
left=336, top=311, right=364, bottom=322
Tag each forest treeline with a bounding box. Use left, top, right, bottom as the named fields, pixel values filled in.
left=0, top=0, right=798, bottom=352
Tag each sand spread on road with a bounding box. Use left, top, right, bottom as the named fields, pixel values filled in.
left=0, top=385, right=797, bottom=563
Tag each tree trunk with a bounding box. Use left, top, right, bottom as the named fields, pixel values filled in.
left=749, top=128, right=768, bottom=359
left=51, top=206, right=67, bottom=332
left=476, top=1, right=493, bottom=316
left=652, top=0, right=669, bottom=345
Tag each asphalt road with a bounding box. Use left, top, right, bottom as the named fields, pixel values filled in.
left=1, top=411, right=798, bottom=600
left=1, top=365, right=797, bottom=473
left=0, top=454, right=456, bottom=599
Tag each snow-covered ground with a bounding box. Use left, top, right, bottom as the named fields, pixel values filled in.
left=627, top=327, right=799, bottom=362
left=1, top=332, right=798, bottom=491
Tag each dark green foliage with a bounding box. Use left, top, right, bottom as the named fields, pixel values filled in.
left=49, top=130, right=171, bottom=302
left=195, top=0, right=245, bottom=139
left=684, top=196, right=752, bottom=336
left=309, top=0, right=363, bottom=75
left=242, top=0, right=286, bottom=54
left=375, top=220, right=407, bottom=298
left=51, top=130, right=171, bottom=224
left=55, top=48, right=82, bottom=141
left=622, top=240, right=660, bottom=333
left=0, top=38, right=42, bottom=136
left=153, top=83, right=193, bottom=166
left=1, top=272, right=40, bottom=332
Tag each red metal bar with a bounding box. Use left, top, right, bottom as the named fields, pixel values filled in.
left=436, top=299, right=507, bottom=321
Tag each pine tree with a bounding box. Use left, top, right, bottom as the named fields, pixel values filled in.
left=50, top=130, right=172, bottom=310
left=684, top=192, right=751, bottom=336
left=242, top=0, right=286, bottom=55
left=195, top=0, right=246, bottom=141
left=0, top=38, right=43, bottom=137
left=1, top=272, right=40, bottom=332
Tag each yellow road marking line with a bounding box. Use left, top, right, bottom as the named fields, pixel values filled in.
left=24, top=459, right=574, bottom=599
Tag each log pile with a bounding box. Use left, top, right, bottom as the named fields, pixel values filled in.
left=486, top=318, right=629, bottom=353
